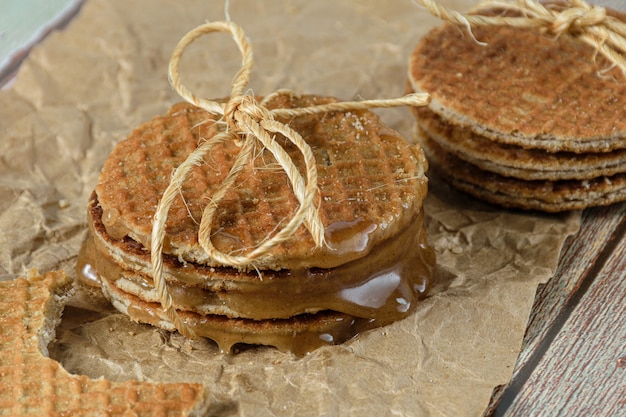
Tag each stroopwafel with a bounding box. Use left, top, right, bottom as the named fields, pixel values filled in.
left=407, top=5, right=626, bottom=211
left=0, top=270, right=208, bottom=417
left=81, top=92, right=435, bottom=355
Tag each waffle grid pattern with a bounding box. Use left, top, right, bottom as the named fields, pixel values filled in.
left=409, top=8, right=626, bottom=211
left=0, top=272, right=204, bottom=416
left=96, top=94, right=427, bottom=267
left=410, top=15, right=626, bottom=151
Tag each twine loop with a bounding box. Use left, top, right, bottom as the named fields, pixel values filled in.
left=418, top=0, right=626, bottom=74
left=150, top=20, right=430, bottom=338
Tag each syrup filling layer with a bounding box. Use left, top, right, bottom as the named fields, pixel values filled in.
left=79, top=195, right=435, bottom=355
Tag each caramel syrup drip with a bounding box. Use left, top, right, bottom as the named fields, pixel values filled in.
left=77, top=200, right=435, bottom=355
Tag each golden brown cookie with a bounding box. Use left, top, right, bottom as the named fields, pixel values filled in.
left=85, top=92, right=435, bottom=354
left=420, top=131, right=626, bottom=212
left=408, top=8, right=626, bottom=153
left=86, top=193, right=432, bottom=321
left=95, top=94, right=429, bottom=270
left=415, top=108, right=626, bottom=181
left=0, top=270, right=208, bottom=417
left=407, top=7, right=626, bottom=211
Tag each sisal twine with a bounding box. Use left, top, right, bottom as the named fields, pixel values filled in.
left=150, top=20, right=430, bottom=338
left=418, top=0, right=626, bottom=74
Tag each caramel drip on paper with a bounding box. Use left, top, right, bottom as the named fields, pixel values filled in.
left=78, top=208, right=434, bottom=355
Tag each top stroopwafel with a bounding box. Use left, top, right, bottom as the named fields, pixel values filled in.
left=0, top=270, right=208, bottom=417
left=95, top=92, right=429, bottom=271
left=408, top=7, right=626, bottom=153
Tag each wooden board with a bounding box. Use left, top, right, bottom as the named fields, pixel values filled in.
left=484, top=202, right=626, bottom=416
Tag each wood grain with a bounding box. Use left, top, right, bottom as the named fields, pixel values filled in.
left=484, top=202, right=626, bottom=416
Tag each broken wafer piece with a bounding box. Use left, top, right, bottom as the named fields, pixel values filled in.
left=408, top=2, right=626, bottom=211
left=0, top=270, right=208, bottom=417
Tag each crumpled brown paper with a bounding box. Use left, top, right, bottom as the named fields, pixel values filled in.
left=0, top=0, right=580, bottom=416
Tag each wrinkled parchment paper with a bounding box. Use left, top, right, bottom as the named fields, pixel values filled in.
left=0, top=1, right=581, bottom=416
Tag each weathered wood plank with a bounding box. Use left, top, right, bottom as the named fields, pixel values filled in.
left=503, top=218, right=626, bottom=416
left=484, top=202, right=626, bottom=416
left=520, top=203, right=626, bottom=360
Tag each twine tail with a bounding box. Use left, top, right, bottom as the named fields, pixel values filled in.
left=150, top=131, right=237, bottom=339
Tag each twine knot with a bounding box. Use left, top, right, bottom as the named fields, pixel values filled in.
left=418, top=0, right=626, bottom=74
left=150, top=20, right=430, bottom=337
left=552, top=2, right=606, bottom=34
left=223, top=94, right=274, bottom=132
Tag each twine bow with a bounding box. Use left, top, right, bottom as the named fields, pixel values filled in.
left=150, top=20, right=430, bottom=337
left=418, top=0, right=626, bottom=74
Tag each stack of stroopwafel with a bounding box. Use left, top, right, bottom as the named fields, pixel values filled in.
left=407, top=6, right=626, bottom=212
left=0, top=270, right=208, bottom=416
left=81, top=92, right=435, bottom=356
